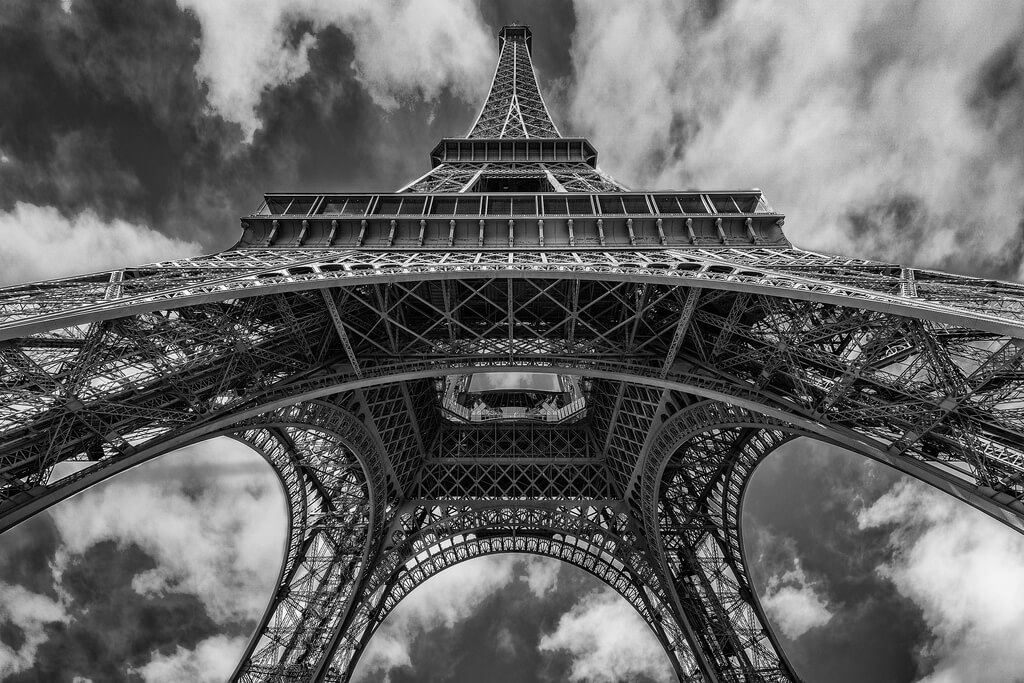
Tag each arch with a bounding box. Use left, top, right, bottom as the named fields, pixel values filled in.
left=4, top=261, right=1024, bottom=681
left=196, top=401, right=393, bottom=681
left=8, top=342, right=1024, bottom=541
left=7, top=272, right=1024, bottom=535
left=11, top=397, right=389, bottom=681
left=4, top=254, right=1024, bottom=341
left=641, top=397, right=1024, bottom=681
left=339, top=503, right=696, bottom=680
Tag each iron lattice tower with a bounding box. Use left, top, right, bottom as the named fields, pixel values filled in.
left=3, top=24, right=1024, bottom=682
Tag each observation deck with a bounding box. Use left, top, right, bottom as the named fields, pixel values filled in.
left=238, top=190, right=786, bottom=250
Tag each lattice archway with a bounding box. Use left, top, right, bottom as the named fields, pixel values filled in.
left=642, top=397, right=1024, bottom=682
left=338, top=503, right=696, bottom=679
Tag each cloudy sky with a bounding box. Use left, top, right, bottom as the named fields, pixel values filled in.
left=2, top=0, right=1024, bottom=681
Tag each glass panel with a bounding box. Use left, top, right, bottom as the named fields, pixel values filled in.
left=512, top=196, right=536, bottom=215
left=621, top=196, right=650, bottom=214
left=566, top=196, right=594, bottom=215
left=287, top=198, right=315, bottom=215
left=432, top=197, right=458, bottom=215
left=732, top=194, right=760, bottom=213
left=340, top=196, right=371, bottom=215
left=678, top=195, right=709, bottom=214
left=476, top=175, right=553, bottom=192
left=398, top=196, right=428, bottom=215
left=455, top=196, right=482, bottom=214
left=266, top=198, right=292, bottom=215
left=599, top=195, right=625, bottom=214
left=374, top=197, right=402, bottom=215
left=319, top=196, right=348, bottom=214
left=710, top=195, right=740, bottom=213
left=654, top=195, right=681, bottom=213
left=488, top=196, right=512, bottom=216
left=543, top=196, right=569, bottom=215
left=469, top=372, right=562, bottom=392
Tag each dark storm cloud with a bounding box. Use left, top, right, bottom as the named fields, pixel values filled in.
left=744, top=440, right=928, bottom=682
left=567, top=1, right=1024, bottom=280
left=5, top=540, right=234, bottom=683
left=476, top=0, right=577, bottom=128
left=0, top=512, right=247, bottom=683
left=0, top=440, right=285, bottom=680
left=3, top=2, right=1024, bottom=681
left=0, top=0, right=494, bottom=255
left=0, top=513, right=62, bottom=600
left=0, top=0, right=209, bottom=227
left=355, top=557, right=671, bottom=683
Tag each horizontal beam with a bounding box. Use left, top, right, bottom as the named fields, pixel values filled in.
left=238, top=213, right=787, bottom=251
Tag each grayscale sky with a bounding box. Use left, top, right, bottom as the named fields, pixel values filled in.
left=2, top=1, right=1024, bottom=682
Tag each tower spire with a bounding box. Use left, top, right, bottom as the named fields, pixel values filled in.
left=467, top=24, right=560, bottom=138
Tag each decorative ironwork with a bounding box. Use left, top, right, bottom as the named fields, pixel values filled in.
left=2, top=22, right=1024, bottom=683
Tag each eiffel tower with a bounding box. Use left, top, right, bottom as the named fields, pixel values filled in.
left=3, top=23, right=1024, bottom=682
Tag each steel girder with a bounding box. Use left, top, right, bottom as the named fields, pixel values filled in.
left=5, top=16, right=1023, bottom=683
left=468, top=26, right=559, bottom=139
left=403, top=161, right=624, bottom=194
left=4, top=258, right=1024, bottom=681
left=3, top=248, right=1024, bottom=338
left=344, top=502, right=699, bottom=681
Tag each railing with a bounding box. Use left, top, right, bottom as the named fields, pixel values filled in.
left=253, top=191, right=775, bottom=218
left=241, top=191, right=786, bottom=250
left=441, top=396, right=587, bottom=424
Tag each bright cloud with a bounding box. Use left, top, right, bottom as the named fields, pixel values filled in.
left=48, top=438, right=287, bottom=626
left=538, top=587, right=674, bottom=683
left=522, top=554, right=561, bottom=597
left=858, top=479, right=1024, bottom=682
left=759, top=561, right=833, bottom=639
left=0, top=582, right=70, bottom=677
left=130, top=634, right=249, bottom=683
left=0, top=202, right=200, bottom=286
left=568, top=0, right=1024, bottom=278
left=352, top=554, right=520, bottom=680
left=176, top=0, right=494, bottom=141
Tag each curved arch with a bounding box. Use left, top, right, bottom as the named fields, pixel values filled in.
left=192, top=401, right=393, bottom=681
left=10, top=397, right=390, bottom=681
left=8, top=341, right=1024, bottom=542
left=4, top=256, right=1024, bottom=681
left=641, top=396, right=1024, bottom=681
left=7, top=271, right=1024, bottom=532
left=340, top=503, right=697, bottom=681
left=4, top=253, right=1024, bottom=341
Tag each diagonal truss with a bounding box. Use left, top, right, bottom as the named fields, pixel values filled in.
left=3, top=22, right=1024, bottom=683
left=468, top=25, right=560, bottom=139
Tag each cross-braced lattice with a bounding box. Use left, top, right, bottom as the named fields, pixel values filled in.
left=3, top=23, right=1024, bottom=683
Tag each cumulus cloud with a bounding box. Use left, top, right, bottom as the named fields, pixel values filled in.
left=759, top=560, right=834, bottom=640
left=0, top=581, right=70, bottom=677
left=522, top=554, right=561, bottom=597
left=0, top=201, right=201, bottom=286
left=352, top=555, right=520, bottom=680
left=568, top=0, right=1024, bottom=278
left=176, top=0, right=494, bottom=141
left=538, top=587, right=674, bottom=683
left=48, top=438, right=287, bottom=626
left=858, top=479, right=1024, bottom=683
left=129, top=634, right=248, bottom=683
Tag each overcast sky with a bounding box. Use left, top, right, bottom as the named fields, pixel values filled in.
left=2, top=1, right=1024, bottom=682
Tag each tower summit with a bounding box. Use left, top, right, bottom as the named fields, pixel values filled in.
left=468, top=24, right=559, bottom=138
left=4, top=23, right=1024, bottom=683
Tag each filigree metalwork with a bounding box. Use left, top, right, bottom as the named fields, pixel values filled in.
left=2, top=22, right=1023, bottom=683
